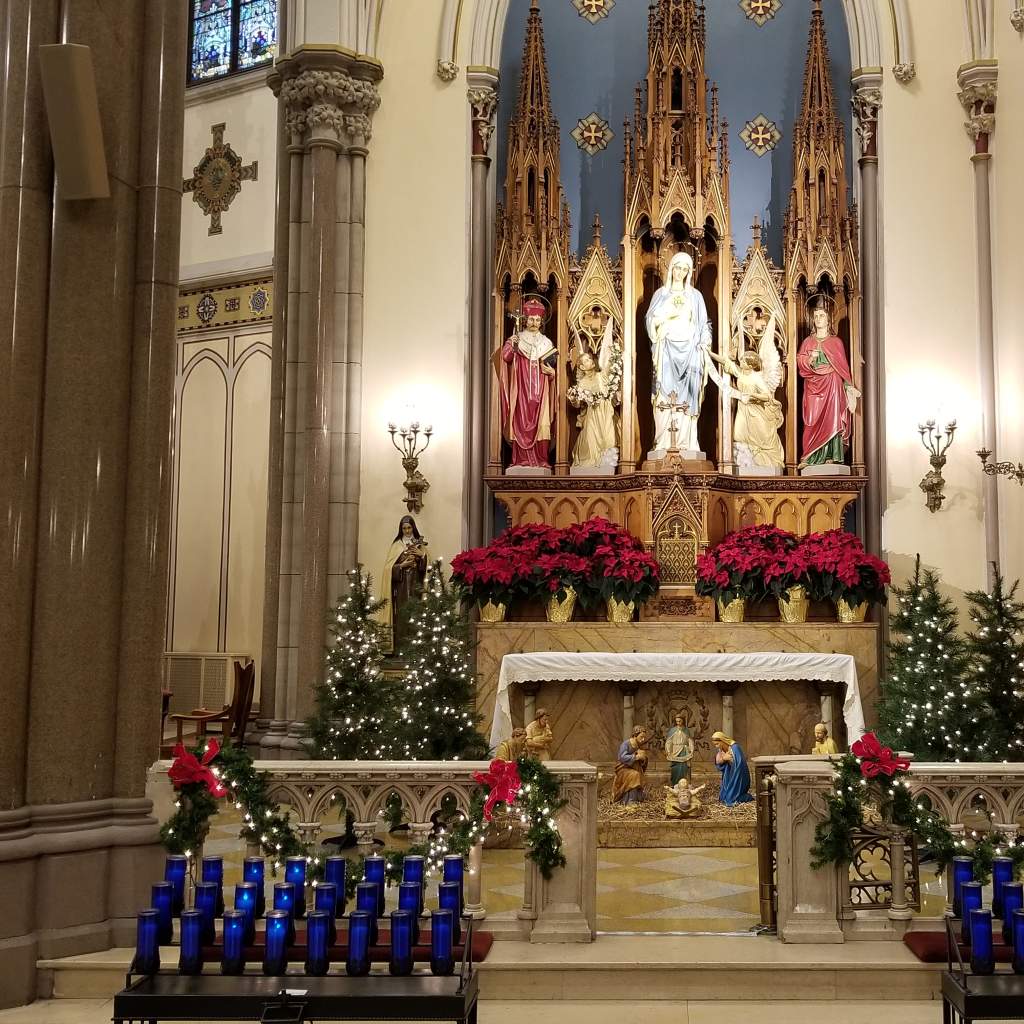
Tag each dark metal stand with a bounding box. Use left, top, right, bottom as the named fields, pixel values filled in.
left=942, top=916, right=1024, bottom=1023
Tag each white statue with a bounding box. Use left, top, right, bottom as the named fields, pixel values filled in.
left=568, top=316, right=620, bottom=473
left=709, top=311, right=785, bottom=472
left=645, top=251, right=713, bottom=455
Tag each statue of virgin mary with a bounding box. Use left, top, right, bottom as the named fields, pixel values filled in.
left=645, top=251, right=713, bottom=454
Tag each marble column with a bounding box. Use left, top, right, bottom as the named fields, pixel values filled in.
left=716, top=681, right=740, bottom=738
left=957, top=64, right=999, bottom=584
left=466, top=73, right=498, bottom=548
left=618, top=683, right=639, bottom=739
left=852, top=76, right=883, bottom=559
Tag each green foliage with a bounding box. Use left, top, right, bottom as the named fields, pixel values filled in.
left=516, top=756, right=568, bottom=877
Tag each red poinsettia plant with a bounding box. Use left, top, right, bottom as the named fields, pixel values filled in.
left=532, top=552, right=592, bottom=603
left=591, top=543, right=661, bottom=605
left=695, top=524, right=797, bottom=604
left=450, top=545, right=533, bottom=606
left=763, top=543, right=814, bottom=601
left=799, top=530, right=891, bottom=607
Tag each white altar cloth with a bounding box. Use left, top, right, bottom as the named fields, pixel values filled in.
left=488, top=651, right=866, bottom=750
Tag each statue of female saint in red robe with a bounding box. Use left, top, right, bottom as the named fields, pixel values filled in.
left=495, top=297, right=557, bottom=471
left=797, top=303, right=860, bottom=467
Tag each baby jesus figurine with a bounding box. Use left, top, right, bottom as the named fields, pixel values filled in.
left=664, top=777, right=706, bottom=819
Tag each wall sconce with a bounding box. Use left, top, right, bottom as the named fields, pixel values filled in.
left=977, top=448, right=1024, bottom=486
left=918, top=419, right=956, bottom=513
left=388, top=419, right=432, bottom=514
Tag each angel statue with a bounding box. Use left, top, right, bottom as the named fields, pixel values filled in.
left=708, top=310, right=785, bottom=473
left=568, top=315, right=620, bottom=473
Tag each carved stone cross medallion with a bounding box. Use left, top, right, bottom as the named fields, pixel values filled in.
left=183, top=122, right=258, bottom=236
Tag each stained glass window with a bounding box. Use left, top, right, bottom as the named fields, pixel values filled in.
left=188, top=0, right=277, bottom=86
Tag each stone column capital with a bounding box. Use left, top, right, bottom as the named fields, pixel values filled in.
left=957, top=61, right=998, bottom=151
left=851, top=76, right=882, bottom=159
left=467, top=72, right=498, bottom=158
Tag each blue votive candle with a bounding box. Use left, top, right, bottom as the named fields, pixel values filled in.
left=970, top=908, right=995, bottom=975
left=403, top=856, right=425, bottom=915
left=273, top=883, right=297, bottom=946
left=346, top=911, right=372, bottom=977
left=305, top=911, right=331, bottom=976
left=355, top=883, right=379, bottom=946
left=993, top=856, right=1014, bottom=918
left=443, top=855, right=465, bottom=915
left=961, top=881, right=983, bottom=945
left=1003, top=883, right=1024, bottom=945
left=324, top=857, right=347, bottom=914
left=398, top=882, right=421, bottom=946
left=263, top=910, right=289, bottom=976
left=194, top=881, right=218, bottom=946
left=202, top=857, right=225, bottom=916
left=1013, top=909, right=1024, bottom=974
left=952, top=856, right=974, bottom=918
left=164, top=855, right=188, bottom=916
left=151, top=881, right=174, bottom=946
left=314, top=883, right=338, bottom=946
left=285, top=857, right=307, bottom=918
left=222, top=910, right=246, bottom=976
left=364, top=855, right=387, bottom=918
left=389, top=909, right=414, bottom=976
left=438, top=882, right=462, bottom=946
left=234, top=882, right=258, bottom=946
left=430, top=907, right=455, bottom=976
left=242, top=857, right=266, bottom=918
left=131, top=909, right=160, bottom=975
left=178, top=909, right=204, bottom=975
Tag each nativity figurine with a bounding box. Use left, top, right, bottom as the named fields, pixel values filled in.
left=712, top=731, right=753, bottom=806
left=613, top=726, right=650, bottom=805
left=811, top=722, right=839, bottom=755
left=664, top=777, right=706, bottom=819
left=376, top=514, right=428, bottom=653
left=525, top=708, right=554, bottom=762
left=664, top=713, right=695, bottom=785
left=568, top=316, right=620, bottom=473
left=496, top=727, right=527, bottom=762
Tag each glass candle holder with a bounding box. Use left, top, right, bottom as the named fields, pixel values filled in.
left=389, top=909, right=414, bottom=976
left=314, top=883, right=338, bottom=946
left=151, top=881, right=175, bottom=946
left=305, top=911, right=331, bottom=976
left=970, top=908, right=995, bottom=975
left=234, top=882, right=258, bottom=946
left=273, top=882, right=297, bottom=947
left=131, top=910, right=160, bottom=975
left=164, top=855, right=188, bottom=916
left=285, top=857, right=307, bottom=919
left=1012, top=909, right=1024, bottom=974
left=398, top=882, right=421, bottom=946
left=952, top=856, right=973, bottom=918
left=364, top=855, right=386, bottom=918
left=961, top=881, right=983, bottom=945
left=403, top=856, right=425, bottom=916
left=355, top=883, right=379, bottom=946
left=194, top=881, right=218, bottom=946
left=993, top=857, right=1014, bottom=918
left=430, top=907, right=455, bottom=976
left=202, top=857, right=225, bottom=916
left=438, top=882, right=462, bottom=947
left=1002, top=883, right=1024, bottom=946
left=346, top=911, right=372, bottom=977
left=325, top=857, right=347, bottom=915
left=222, top=910, right=246, bottom=976
left=178, top=909, right=204, bottom=976
left=242, top=857, right=266, bottom=918
left=443, top=856, right=464, bottom=915
left=263, top=910, right=289, bottom=976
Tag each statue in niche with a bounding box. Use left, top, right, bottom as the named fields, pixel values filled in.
left=708, top=310, right=785, bottom=472
left=495, top=296, right=557, bottom=472
left=645, top=251, right=713, bottom=455
left=664, top=712, right=695, bottom=784
left=797, top=298, right=859, bottom=469
left=568, top=315, right=620, bottom=472
left=377, top=514, right=428, bottom=653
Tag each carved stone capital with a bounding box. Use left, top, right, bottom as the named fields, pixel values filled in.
left=851, top=86, right=881, bottom=158
left=892, top=62, right=916, bottom=83
left=1011, top=6, right=1024, bottom=32
left=437, top=59, right=459, bottom=82
left=957, top=74, right=997, bottom=148
left=964, top=112, right=997, bottom=141
left=468, top=85, right=498, bottom=155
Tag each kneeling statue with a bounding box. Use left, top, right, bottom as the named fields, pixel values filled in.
left=664, top=777, right=706, bottom=819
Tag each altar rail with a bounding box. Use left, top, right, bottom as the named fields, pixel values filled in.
left=146, top=760, right=599, bottom=944
left=767, top=758, right=1024, bottom=943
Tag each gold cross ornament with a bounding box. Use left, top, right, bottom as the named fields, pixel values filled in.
left=183, top=122, right=258, bottom=236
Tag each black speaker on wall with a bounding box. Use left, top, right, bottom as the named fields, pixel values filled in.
left=38, top=43, right=110, bottom=200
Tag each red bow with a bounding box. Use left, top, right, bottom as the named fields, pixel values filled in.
left=473, top=758, right=522, bottom=821
left=850, top=732, right=910, bottom=779
left=168, top=740, right=228, bottom=798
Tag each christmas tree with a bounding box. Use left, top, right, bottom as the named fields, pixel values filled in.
left=307, top=566, right=402, bottom=759
left=964, top=568, right=1024, bottom=761
left=395, top=560, right=490, bottom=760
left=878, top=555, right=977, bottom=761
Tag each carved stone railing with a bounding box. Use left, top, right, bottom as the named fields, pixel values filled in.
left=146, top=760, right=599, bottom=943
left=770, top=758, right=1024, bottom=942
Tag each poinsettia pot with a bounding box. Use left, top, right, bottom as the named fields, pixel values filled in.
left=479, top=600, right=507, bottom=623
left=778, top=585, right=810, bottom=623
left=717, top=596, right=746, bottom=622
left=836, top=597, right=867, bottom=623
left=605, top=596, right=635, bottom=623
left=546, top=586, right=577, bottom=623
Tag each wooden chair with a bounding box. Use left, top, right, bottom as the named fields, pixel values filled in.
left=168, top=660, right=255, bottom=750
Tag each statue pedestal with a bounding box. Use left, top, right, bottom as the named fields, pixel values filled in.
left=505, top=465, right=553, bottom=477
left=739, top=466, right=784, bottom=477
left=800, top=463, right=852, bottom=477
left=640, top=449, right=715, bottom=473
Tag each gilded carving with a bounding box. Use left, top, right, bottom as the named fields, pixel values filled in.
left=183, top=123, right=258, bottom=236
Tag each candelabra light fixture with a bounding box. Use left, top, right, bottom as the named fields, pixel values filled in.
left=388, top=419, right=433, bottom=514
left=918, top=419, right=956, bottom=513
left=977, top=448, right=1024, bottom=487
